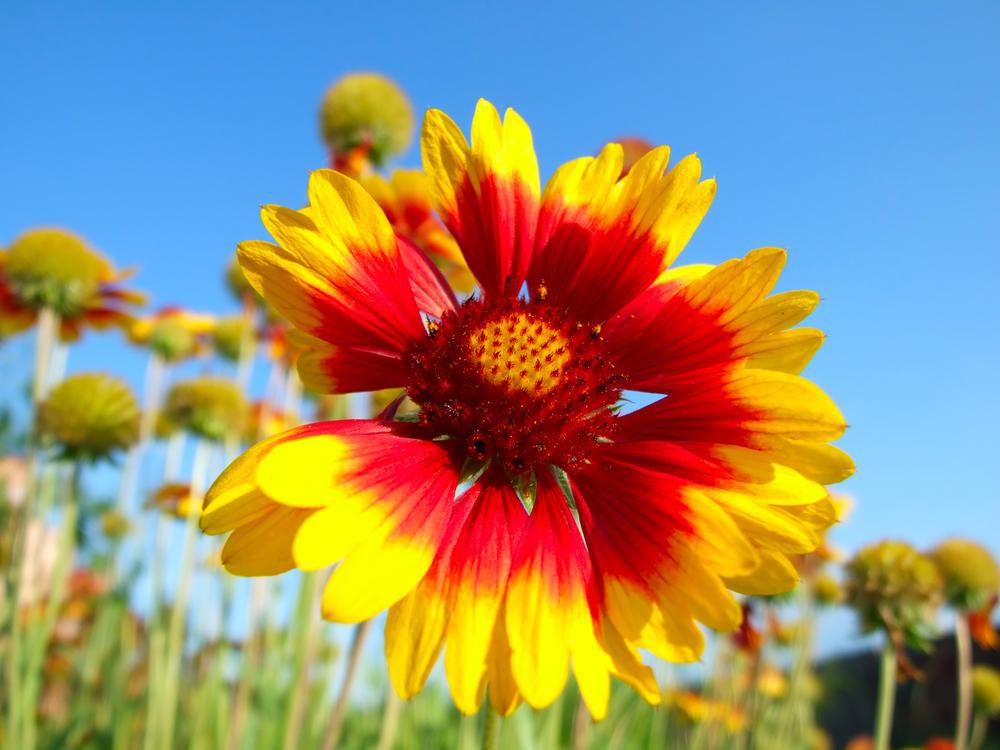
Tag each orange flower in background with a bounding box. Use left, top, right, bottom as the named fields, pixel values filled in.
left=203, top=100, right=852, bottom=719
left=615, top=136, right=654, bottom=177
left=732, top=601, right=764, bottom=655
left=147, top=482, right=199, bottom=519
left=969, top=594, right=998, bottom=649
left=361, top=169, right=476, bottom=293
left=0, top=229, right=144, bottom=341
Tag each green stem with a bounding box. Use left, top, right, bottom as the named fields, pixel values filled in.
left=374, top=687, right=403, bottom=750
left=280, top=573, right=322, bottom=750
left=968, top=712, right=988, bottom=750
left=320, top=618, right=375, bottom=750
left=157, top=438, right=212, bottom=750
left=873, top=637, right=898, bottom=750
left=481, top=706, right=501, bottom=750
left=955, top=612, right=973, bottom=750
left=22, top=460, right=82, bottom=750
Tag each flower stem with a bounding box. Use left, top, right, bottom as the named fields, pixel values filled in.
left=968, top=712, right=988, bottom=750
left=320, top=618, right=375, bottom=750
left=157, top=438, right=212, bottom=750
left=481, top=706, right=502, bottom=750
left=955, top=611, right=973, bottom=750
left=873, top=637, right=898, bottom=750
left=22, top=460, right=82, bottom=750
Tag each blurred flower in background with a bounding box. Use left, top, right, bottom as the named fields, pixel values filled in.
left=36, top=373, right=140, bottom=461
left=0, top=228, right=144, bottom=340
left=128, top=306, right=216, bottom=363
left=319, top=72, right=414, bottom=176
left=158, top=377, right=248, bottom=442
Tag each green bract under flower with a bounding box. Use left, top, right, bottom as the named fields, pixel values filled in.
left=929, top=538, right=1000, bottom=611
left=319, top=73, right=413, bottom=166
left=4, top=229, right=108, bottom=317
left=160, top=377, right=248, bottom=442
left=845, top=540, right=943, bottom=649
left=37, top=373, right=140, bottom=461
left=972, top=665, right=1000, bottom=716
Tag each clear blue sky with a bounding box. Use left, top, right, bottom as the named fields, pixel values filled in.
left=3, top=2, right=998, bottom=632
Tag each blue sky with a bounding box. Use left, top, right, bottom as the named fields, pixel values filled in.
left=3, top=3, right=999, bottom=653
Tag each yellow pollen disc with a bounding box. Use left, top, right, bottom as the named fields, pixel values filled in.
left=469, top=313, right=571, bottom=394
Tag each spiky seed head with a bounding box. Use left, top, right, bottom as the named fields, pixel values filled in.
left=319, top=73, right=414, bottom=167
left=37, top=373, right=140, bottom=460
left=929, top=538, right=1000, bottom=611
left=845, top=540, right=943, bottom=649
left=4, top=229, right=109, bottom=317
left=159, top=377, right=248, bottom=442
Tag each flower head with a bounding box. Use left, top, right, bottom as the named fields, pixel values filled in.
left=615, top=136, right=654, bottom=177
left=319, top=72, right=414, bottom=174
left=147, top=482, right=199, bottom=519
left=929, top=538, right=1000, bottom=611
left=1, top=229, right=144, bottom=340
left=160, top=378, right=248, bottom=442
left=361, top=169, right=475, bottom=293
left=128, top=307, right=216, bottom=362
left=37, top=373, right=140, bottom=461
left=845, top=540, right=942, bottom=648
left=211, top=315, right=254, bottom=362
left=972, top=665, right=1000, bottom=716
left=204, top=100, right=852, bottom=719
left=969, top=595, right=998, bottom=649
left=814, top=573, right=843, bottom=606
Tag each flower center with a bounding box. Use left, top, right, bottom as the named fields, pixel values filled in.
left=404, top=296, right=621, bottom=474
left=468, top=312, right=571, bottom=395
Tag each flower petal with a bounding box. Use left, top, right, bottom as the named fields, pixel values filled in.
left=239, top=169, right=425, bottom=355
left=605, top=247, right=826, bottom=390
left=220, top=504, right=315, bottom=576
left=421, top=101, right=540, bottom=295
left=529, top=144, right=716, bottom=322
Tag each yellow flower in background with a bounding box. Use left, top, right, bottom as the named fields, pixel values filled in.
left=929, top=538, right=1000, bottom=611
left=972, top=665, right=1000, bottom=716
left=204, top=100, right=852, bottom=719
left=814, top=573, right=844, bottom=606
left=159, top=377, right=249, bottom=442
left=0, top=228, right=144, bottom=341
left=37, top=373, right=140, bottom=461
left=128, top=307, right=216, bottom=362
left=319, top=72, right=414, bottom=175
left=756, top=665, right=789, bottom=698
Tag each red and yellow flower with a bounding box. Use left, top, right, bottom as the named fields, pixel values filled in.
left=0, top=229, right=144, bottom=341
left=203, top=101, right=853, bottom=719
